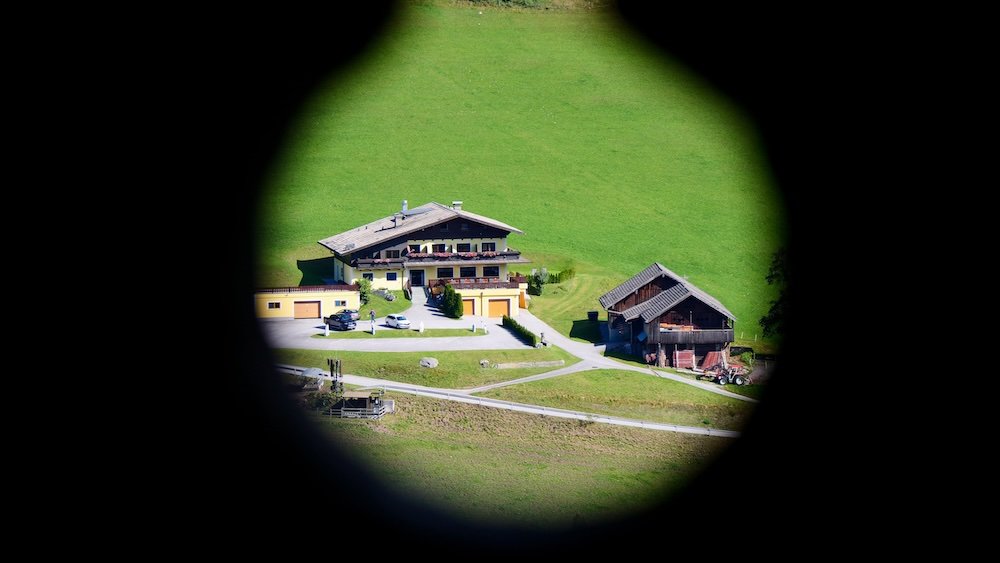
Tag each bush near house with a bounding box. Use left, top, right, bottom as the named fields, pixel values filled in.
left=502, top=315, right=538, bottom=347
left=357, top=278, right=372, bottom=304
left=552, top=267, right=575, bottom=283
left=527, top=275, right=544, bottom=296
left=441, top=285, right=463, bottom=319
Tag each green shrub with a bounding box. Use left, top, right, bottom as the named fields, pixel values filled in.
left=559, top=267, right=576, bottom=281
left=442, top=285, right=463, bottom=318
left=502, top=315, right=538, bottom=346
left=739, top=351, right=755, bottom=368
left=306, top=392, right=337, bottom=410
left=357, top=278, right=372, bottom=304
left=527, top=276, right=543, bottom=296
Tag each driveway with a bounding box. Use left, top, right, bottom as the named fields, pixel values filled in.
left=260, top=296, right=755, bottom=402
left=260, top=289, right=530, bottom=352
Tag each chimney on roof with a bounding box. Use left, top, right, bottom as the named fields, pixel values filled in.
left=402, top=200, right=408, bottom=213
left=452, top=200, right=463, bottom=210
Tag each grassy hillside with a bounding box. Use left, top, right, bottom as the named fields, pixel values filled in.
left=478, top=369, right=754, bottom=429
left=273, top=346, right=580, bottom=388
left=310, top=391, right=728, bottom=527
left=257, top=1, right=784, bottom=341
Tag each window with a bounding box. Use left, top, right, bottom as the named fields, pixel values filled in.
left=363, top=273, right=374, bottom=281
left=461, top=223, right=469, bottom=231
left=267, top=302, right=280, bottom=309
left=432, top=244, right=446, bottom=253
left=456, top=243, right=471, bottom=253
left=460, top=267, right=476, bottom=278
left=437, top=267, right=453, bottom=279
left=370, top=250, right=380, bottom=259
left=483, top=266, right=500, bottom=277
left=386, top=250, right=400, bottom=259
left=408, top=244, right=421, bottom=253
left=387, top=272, right=398, bottom=281
left=481, top=242, right=496, bottom=252
left=440, top=223, right=449, bottom=231
left=335, top=300, right=346, bottom=306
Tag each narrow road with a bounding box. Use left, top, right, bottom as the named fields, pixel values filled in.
left=276, top=365, right=739, bottom=438
left=493, top=311, right=757, bottom=402
left=261, top=300, right=756, bottom=402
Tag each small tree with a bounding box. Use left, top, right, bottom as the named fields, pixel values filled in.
left=357, top=278, right=372, bottom=304
left=758, top=248, right=787, bottom=337
left=305, top=392, right=337, bottom=410
left=441, top=285, right=463, bottom=318
left=527, top=275, right=544, bottom=296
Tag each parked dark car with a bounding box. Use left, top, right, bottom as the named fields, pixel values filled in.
left=325, top=313, right=357, bottom=331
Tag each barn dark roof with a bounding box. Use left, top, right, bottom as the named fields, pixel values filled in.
left=620, top=283, right=689, bottom=321
left=598, top=263, right=668, bottom=310
left=599, top=262, right=736, bottom=321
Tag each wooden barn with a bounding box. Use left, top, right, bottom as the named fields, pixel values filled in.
left=598, top=263, right=736, bottom=368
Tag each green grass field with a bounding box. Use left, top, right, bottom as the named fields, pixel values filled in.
left=256, top=1, right=784, bottom=346
left=312, top=327, right=485, bottom=339
left=478, top=369, right=754, bottom=430
left=357, top=290, right=410, bottom=320
left=309, top=391, right=728, bottom=527
left=526, top=269, right=619, bottom=342
left=273, top=346, right=580, bottom=389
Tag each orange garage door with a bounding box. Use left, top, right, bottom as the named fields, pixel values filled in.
left=488, top=299, right=510, bottom=318
left=293, top=301, right=321, bottom=318
left=462, top=299, right=475, bottom=316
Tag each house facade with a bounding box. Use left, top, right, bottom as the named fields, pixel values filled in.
left=318, top=201, right=530, bottom=318
left=599, top=263, right=736, bottom=368
left=255, top=284, right=361, bottom=319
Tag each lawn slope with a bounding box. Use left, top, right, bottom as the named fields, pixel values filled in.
left=273, top=346, right=580, bottom=389
left=309, top=391, right=728, bottom=527
left=478, top=369, right=754, bottom=430
left=257, top=2, right=784, bottom=343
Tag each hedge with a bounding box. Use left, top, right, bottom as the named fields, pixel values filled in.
left=548, top=267, right=576, bottom=284
left=502, top=315, right=538, bottom=347
left=441, top=285, right=463, bottom=318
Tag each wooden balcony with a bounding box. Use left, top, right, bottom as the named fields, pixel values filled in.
left=403, top=249, right=524, bottom=263
left=429, top=277, right=521, bottom=291
left=649, top=328, right=734, bottom=344
left=353, top=249, right=528, bottom=270
left=353, top=257, right=406, bottom=270
left=257, top=283, right=359, bottom=293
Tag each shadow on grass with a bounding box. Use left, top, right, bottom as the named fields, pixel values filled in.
left=569, top=319, right=604, bottom=344
left=297, top=256, right=339, bottom=286
left=603, top=348, right=646, bottom=367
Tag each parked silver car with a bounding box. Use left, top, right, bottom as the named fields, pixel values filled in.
left=337, top=309, right=360, bottom=320
left=385, top=314, right=411, bottom=329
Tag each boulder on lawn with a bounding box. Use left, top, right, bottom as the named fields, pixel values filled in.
left=420, top=357, right=439, bottom=368
left=480, top=359, right=490, bottom=368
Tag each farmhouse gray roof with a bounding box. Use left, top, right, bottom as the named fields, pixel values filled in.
left=318, top=202, right=524, bottom=255
left=620, top=283, right=689, bottom=321
left=599, top=262, right=736, bottom=321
